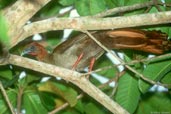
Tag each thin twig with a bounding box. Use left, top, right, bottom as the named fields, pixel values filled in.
left=87, top=53, right=171, bottom=74
left=93, top=0, right=157, bottom=17
left=83, top=31, right=171, bottom=88
left=17, top=86, right=24, bottom=114
left=0, top=82, right=16, bottom=114
left=49, top=94, right=83, bottom=114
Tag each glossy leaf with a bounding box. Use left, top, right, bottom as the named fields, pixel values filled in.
left=139, top=59, right=171, bottom=93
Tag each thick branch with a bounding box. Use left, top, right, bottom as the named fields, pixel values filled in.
left=6, top=54, right=129, bottom=114
left=2, top=0, right=51, bottom=45
left=12, top=11, right=171, bottom=48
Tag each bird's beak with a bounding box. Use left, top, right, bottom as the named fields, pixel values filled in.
left=21, top=47, right=32, bottom=56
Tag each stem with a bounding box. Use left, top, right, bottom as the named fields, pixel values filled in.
left=0, top=82, right=16, bottom=114
left=17, top=86, right=24, bottom=114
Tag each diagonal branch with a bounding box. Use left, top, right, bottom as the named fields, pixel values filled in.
left=5, top=54, right=129, bottom=114
left=83, top=31, right=171, bottom=88
left=2, top=0, right=51, bottom=46
left=0, top=82, right=15, bottom=114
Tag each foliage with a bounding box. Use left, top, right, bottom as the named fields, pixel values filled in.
left=0, top=12, right=9, bottom=47
left=0, top=0, right=171, bottom=114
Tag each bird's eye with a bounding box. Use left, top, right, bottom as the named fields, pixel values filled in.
left=29, top=45, right=36, bottom=51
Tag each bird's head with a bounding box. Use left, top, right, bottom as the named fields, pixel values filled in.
left=22, top=42, right=48, bottom=61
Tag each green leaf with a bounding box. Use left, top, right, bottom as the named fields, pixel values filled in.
left=135, top=92, right=171, bottom=114
left=38, top=81, right=78, bottom=107
left=59, top=0, right=75, bottom=6
left=23, top=91, right=48, bottom=114
left=74, top=100, right=84, bottom=113
left=46, top=30, right=63, bottom=48
left=114, top=72, right=141, bottom=113
left=89, top=0, right=106, bottom=15
left=139, top=59, right=171, bottom=93
left=75, top=0, right=106, bottom=16
left=112, top=0, right=148, bottom=7
left=161, top=71, right=171, bottom=85
left=0, top=12, right=9, bottom=47
left=0, top=89, right=17, bottom=114
left=0, top=65, right=13, bottom=80
left=104, top=0, right=115, bottom=9
left=75, top=0, right=90, bottom=16
left=84, top=103, right=105, bottom=114
left=38, top=1, right=61, bottom=17
left=38, top=91, right=56, bottom=110
left=94, top=55, right=117, bottom=79
left=0, top=0, right=15, bottom=9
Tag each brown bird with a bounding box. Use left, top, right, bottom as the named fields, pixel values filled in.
left=22, top=29, right=171, bottom=71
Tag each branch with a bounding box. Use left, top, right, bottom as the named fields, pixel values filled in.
left=83, top=31, right=171, bottom=88
left=0, top=82, right=15, bottom=114
left=12, top=11, right=171, bottom=48
left=5, top=54, right=129, bottom=114
left=93, top=0, right=157, bottom=17
left=2, top=0, right=51, bottom=45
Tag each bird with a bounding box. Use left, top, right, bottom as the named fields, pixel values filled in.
left=22, top=29, right=171, bottom=71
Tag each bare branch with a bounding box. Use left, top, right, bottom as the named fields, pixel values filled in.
left=12, top=11, right=171, bottom=48
left=93, top=0, right=157, bottom=17
left=6, top=54, right=129, bottom=114
left=2, top=0, right=51, bottom=45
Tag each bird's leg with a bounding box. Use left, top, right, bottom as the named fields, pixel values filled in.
left=89, top=57, right=96, bottom=73
left=86, top=57, right=96, bottom=79
left=72, top=52, right=84, bottom=70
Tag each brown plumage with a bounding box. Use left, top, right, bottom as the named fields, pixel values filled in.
left=22, top=29, right=171, bottom=71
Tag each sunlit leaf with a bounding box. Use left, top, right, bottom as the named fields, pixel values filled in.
left=38, top=81, right=78, bottom=107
